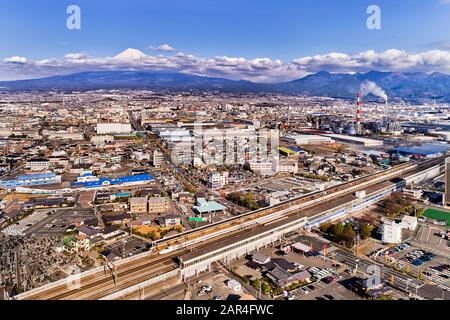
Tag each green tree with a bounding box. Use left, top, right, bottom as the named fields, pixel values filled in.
left=319, top=223, right=332, bottom=234
left=261, top=282, right=271, bottom=294
left=330, top=223, right=344, bottom=241
left=251, top=278, right=261, bottom=289
left=359, top=223, right=373, bottom=240
left=342, top=224, right=356, bottom=247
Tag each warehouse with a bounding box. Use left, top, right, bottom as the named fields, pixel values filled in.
left=0, top=172, right=62, bottom=190
left=391, top=144, right=450, bottom=158
left=282, top=134, right=334, bottom=145
left=96, top=123, right=132, bottom=135
left=321, top=134, right=383, bottom=147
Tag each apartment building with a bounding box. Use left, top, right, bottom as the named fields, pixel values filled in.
left=129, top=197, right=148, bottom=214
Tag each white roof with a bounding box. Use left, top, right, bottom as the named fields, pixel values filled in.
left=402, top=215, right=418, bottom=223
left=228, top=279, right=241, bottom=286
left=292, top=242, right=311, bottom=252
left=322, top=134, right=383, bottom=145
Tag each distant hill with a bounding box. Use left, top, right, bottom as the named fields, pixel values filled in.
left=0, top=71, right=265, bottom=92
left=273, top=71, right=450, bottom=102
left=1, top=70, right=449, bottom=102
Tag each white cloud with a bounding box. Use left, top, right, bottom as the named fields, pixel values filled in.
left=292, top=49, right=450, bottom=74
left=4, top=56, right=27, bottom=64
left=149, top=44, right=175, bottom=52
left=1, top=48, right=450, bottom=82
left=64, top=53, right=89, bottom=60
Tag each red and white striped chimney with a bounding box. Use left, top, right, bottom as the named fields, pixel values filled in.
left=356, top=93, right=361, bottom=134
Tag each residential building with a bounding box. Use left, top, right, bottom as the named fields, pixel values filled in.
left=381, top=220, right=402, bottom=244
left=153, top=150, right=164, bottom=168
left=129, top=197, right=148, bottom=214
left=208, top=172, right=229, bottom=189
left=25, top=158, right=50, bottom=171
left=266, top=267, right=311, bottom=288
left=148, top=197, right=170, bottom=214
left=274, top=161, right=299, bottom=174
left=246, top=161, right=275, bottom=175
left=401, top=215, right=418, bottom=231
left=157, top=214, right=181, bottom=227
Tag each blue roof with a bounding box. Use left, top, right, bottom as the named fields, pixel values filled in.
left=287, top=146, right=303, bottom=153
left=391, top=144, right=450, bottom=156
left=72, top=173, right=154, bottom=188
left=114, top=192, right=130, bottom=197
left=1, top=172, right=59, bottom=188
left=17, top=172, right=56, bottom=180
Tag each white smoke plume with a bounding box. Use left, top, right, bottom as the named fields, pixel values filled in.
left=360, top=81, right=388, bottom=102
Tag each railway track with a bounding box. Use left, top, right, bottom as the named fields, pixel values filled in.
left=151, top=156, right=445, bottom=251
left=18, top=156, right=445, bottom=300
left=23, top=222, right=256, bottom=300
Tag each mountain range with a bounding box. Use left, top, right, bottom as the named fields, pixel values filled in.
left=1, top=70, right=449, bottom=103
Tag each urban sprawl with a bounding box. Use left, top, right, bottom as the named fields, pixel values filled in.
left=0, top=90, right=449, bottom=301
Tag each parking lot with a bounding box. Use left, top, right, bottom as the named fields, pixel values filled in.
left=25, top=208, right=96, bottom=235
left=2, top=209, right=52, bottom=236
left=227, top=231, right=365, bottom=300
left=152, top=271, right=254, bottom=301
left=189, top=273, right=251, bottom=301
left=295, top=274, right=362, bottom=300
left=414, top=224, right=449, bottom=255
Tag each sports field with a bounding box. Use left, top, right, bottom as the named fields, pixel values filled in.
left=422, top=208, right=450, bottom=226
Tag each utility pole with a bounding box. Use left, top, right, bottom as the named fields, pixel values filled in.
left=354, top=258, right=359, bottom=274
left=259, top=280, right=261, bottom=300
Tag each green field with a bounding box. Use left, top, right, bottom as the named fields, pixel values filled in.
left=422, top=208, right=450, bottom=226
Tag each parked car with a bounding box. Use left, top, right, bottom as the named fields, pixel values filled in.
left=322, top=276, right=335, bottom=284
left=197, top=290, right=206, bottom=296
left=201, top=285, right=212, bottom=292
left=299, top=287, right=309, bottom=295
left=286, top=293, right=296, bottom=300
left=276, top=250, right=288, bottom=257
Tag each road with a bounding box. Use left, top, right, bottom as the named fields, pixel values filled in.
left=333, top=248, right=449, bottom=300
left=128, top=110, right=248, bottom=214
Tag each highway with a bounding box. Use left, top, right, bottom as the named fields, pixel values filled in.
left=16, top=155, right=446, bottom=300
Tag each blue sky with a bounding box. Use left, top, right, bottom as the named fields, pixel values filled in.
left=1, top=0, right=450, bottom=81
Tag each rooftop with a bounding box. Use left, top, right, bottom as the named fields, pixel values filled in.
left=192, top=198, right=227, bottom=214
